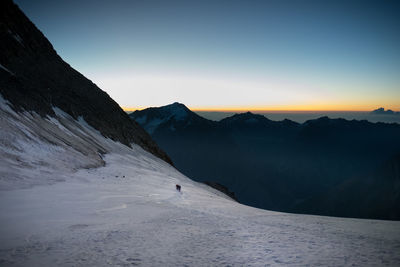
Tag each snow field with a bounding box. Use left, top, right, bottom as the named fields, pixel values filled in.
left=1, top=97, right=400, bottom=266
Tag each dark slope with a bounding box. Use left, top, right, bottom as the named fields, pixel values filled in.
left=131, top=103, right=242, bottom=199
left=132, top=104, right=400, bottom=220
left=130, top=102, right=239, bottom=186
left=294, top=154, right=400, bottom=220
left=0, top=0, right=172, bottom=165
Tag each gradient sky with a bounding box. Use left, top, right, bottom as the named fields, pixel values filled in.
left=15, top=0, right=400, bottom=111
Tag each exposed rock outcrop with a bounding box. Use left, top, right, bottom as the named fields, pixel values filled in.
left=0, top=0, right=172, bottom=165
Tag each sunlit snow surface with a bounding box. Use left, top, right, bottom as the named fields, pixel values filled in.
left=1, top=97, right=400, bottom=266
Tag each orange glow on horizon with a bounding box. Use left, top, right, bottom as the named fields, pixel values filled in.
left=123, top=104, right=400, bottom=113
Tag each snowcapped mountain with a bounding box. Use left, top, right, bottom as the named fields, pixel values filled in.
left=1, top=1, right=400, bottom=266
left=130, top=102, right=215, bottom=134
left=131, top=103, right=400, bottom=220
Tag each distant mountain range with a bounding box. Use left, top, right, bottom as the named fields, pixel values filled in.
left=131, top=103, right=400, bottom=220
left=371, top=107, right=399, bottom=115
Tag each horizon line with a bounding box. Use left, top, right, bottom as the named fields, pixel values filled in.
left=122, top=107, right=385, bottom=113
left=189, top=108, right=374, bottom=113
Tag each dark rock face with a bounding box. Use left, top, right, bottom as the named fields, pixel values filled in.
left=132, top=103, right=400, bottom=220
left=0, top=0, right=172, bottom=165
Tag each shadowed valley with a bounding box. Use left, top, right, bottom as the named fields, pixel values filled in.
left=131, top=103, right=400, bottom=220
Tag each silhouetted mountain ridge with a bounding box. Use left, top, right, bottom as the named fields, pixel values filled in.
left=371, top=107, right=399, bottom=115
left=131, top=103, right=400, bottom=220
left=220, top=111, right=273, bottom=124
left=131, top=102, right=215, bottom=134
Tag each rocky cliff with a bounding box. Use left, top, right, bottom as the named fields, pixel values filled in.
left=0, top=0, right=172, bottom=165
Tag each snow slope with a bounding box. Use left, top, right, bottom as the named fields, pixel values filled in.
left=1, top=98, right=400, bottom=266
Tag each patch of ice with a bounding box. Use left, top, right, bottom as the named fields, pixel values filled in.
left=77, top=115, right=104, bottom=137
left=0, top=94, right=15, bottom=113
left=0, top=63, right=14, bottom=76
left=7, top=29, right=23, bottom=45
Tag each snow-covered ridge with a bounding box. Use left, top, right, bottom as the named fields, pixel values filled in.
left=1, top=95, right=400, bottom=266
left=132, top=102, right=191, bottom=134
left=0, top=95, right=103, bottom=190
left=0, top=95, right=184, bottom=191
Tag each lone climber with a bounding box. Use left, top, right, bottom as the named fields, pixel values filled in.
left=176, top=184, right=181, bottom=192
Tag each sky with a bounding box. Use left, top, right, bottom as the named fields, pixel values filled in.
left=15, top=0, right=400, bottom=111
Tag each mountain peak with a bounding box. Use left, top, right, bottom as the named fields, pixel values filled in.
left=220, top=111, right=271, bottom=124
left=371, top=107, right=398, bottom=115
left=171, top=101, right=185, bottom=106
left=130, top=102, right=211, bottom=134
left=161, top=102, right=190, bottom=121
